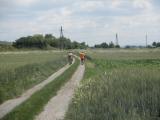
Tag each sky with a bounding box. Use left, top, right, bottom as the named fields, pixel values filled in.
left=0, top=0, right=160, bottom=46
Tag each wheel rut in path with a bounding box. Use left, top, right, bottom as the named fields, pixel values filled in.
left=0, top=60, right=74, bottom=119
left=35, top=64, right=85, bottom=120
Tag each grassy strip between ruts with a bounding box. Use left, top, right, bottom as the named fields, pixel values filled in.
left=1, top=58, right=79, bottom=120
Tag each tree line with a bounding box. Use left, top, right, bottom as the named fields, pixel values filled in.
left=2, top=34, right=160, bottom=50
left=94, top=41, right=120, bottom=48
left=152, top=42, right=160, bottom=48
left=13, top=34, right=88, bottom=49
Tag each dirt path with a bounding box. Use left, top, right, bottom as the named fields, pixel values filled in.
left=35, top=64, right=85, bottom=120
left=0, top=60, right=74, bottom=119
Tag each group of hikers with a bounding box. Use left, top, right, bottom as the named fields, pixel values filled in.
left=68, top=51, right=85, bottom=65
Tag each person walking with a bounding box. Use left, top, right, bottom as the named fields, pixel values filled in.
left=68, top=52, right=73, bottom=65
left=80, top=52, right=85, bottom=65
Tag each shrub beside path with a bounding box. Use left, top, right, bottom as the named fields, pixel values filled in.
left=0, top=61, right=74, bottom=119
left=35, top=64, right=85, bottom=120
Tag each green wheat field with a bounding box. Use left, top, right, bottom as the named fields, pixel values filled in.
left=0, top=49, right=160, bottom=120
left=0, top=51, right=67, bottom=104
left=65, top=48, right=160, bottom=120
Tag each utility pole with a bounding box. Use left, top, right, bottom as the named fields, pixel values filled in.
left=146, top=34, right=148, bottom=48
left=115, top=33, right=119, bottom=46
left=60, top=26, right=64, bottom=50
left=60, top=26, right=64, bottom=38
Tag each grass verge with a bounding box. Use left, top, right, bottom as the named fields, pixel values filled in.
left=0, top=56, right=67, bottom=104
left=65, top=58, right=160, bottom=120
left=1, top=58, right=79, bottom=120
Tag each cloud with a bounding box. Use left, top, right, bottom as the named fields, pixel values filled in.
left=0, top=0, right=160, bottom=46
left=0, top=0, right=39, bottom=7
left=75, top=1, right=105, bottom=12
left=14, top=0, right=39, bottom=6
left=110, top=0, right=123, bottom=9
left=133, top=0, right=153, bottom=10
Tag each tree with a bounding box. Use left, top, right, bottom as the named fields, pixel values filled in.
left=94, top=41, right=119, bottom=48
left=45, top=34, right=53, bottom=39
left=109, top=41, right=115, bottom=48
left=79, top=42, right=87, bottom=49
left=152, top=42, right=157, bottom=47
left=94, top=44, right=101, bottom=48
left=101, top=42, right=108, bottom=48
left=157, top=42, right=160, bottom=47
left=115, top=45, right=120, bottom=48
left=72, top=41, right=79, bottom=49
left=14, top=34, right=46, bottom=49
left=152, top=42, right=160, bottom=48
left=13, top=34, right=88, bottom=49
left=45, top=34, right=57, bottom=47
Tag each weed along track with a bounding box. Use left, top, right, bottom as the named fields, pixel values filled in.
left=0, top=59, right=75, bottom=119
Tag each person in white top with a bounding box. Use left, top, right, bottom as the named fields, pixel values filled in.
left=68, top=52, right=73, bottom=64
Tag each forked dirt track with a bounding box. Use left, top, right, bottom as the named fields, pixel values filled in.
left=0, top=59, right=75, bottom=119
left=35, top=63, right=85, bottom=120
